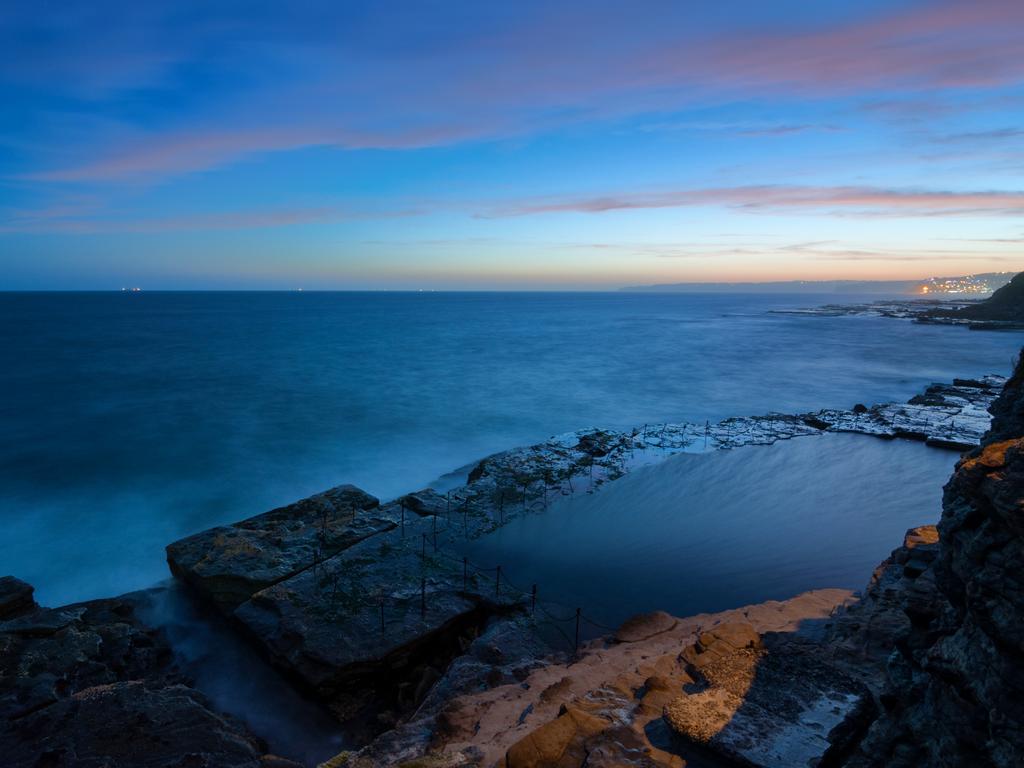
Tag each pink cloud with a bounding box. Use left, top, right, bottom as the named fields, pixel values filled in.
left=694, top=0, right=1024, bottom=93
left=24, top=0, right=1024, bottom=185
left=483, top=185, right=1024, bottom=218
left=28, top=122, right=497, bottom=182
left=0, top=203, right=422, bottom=234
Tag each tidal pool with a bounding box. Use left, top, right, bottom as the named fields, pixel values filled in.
left=463, top=432, right=957, bottom=638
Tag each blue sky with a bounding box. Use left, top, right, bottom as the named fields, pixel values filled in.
left=2, top=0, right=1023, bottom=289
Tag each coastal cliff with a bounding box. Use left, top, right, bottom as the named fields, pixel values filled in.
left=2, top=369, right=1022, bottom=767
left=842, top=356, right=1024, bottom=767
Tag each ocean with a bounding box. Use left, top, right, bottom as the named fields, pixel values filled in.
left=1, top=290, right=1021, bottom=607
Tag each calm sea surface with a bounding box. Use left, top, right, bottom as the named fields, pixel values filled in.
left=1, top=291, right=1021, bottom=605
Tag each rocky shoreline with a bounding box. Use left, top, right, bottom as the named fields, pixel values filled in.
left=2, top=371, right=1021, bottom=767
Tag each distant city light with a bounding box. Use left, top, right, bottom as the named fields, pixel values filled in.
left=916, top=272, right=1012, bottom=296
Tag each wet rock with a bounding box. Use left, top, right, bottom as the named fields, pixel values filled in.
left=167, top=484, right=393, bottom=612
left=0, top=576, right=36, bottom=619
left=812, top=376, right=1003, bottom=450
left=397, top=489, right=450, bottom=517
left=952, top=377, right=992, bottom=389
left=231, top=517, right=522, bottom=739
left=4, top=681, right=272, bottom=768
left=802, top=415, right=832, bottom=430
left=574, top=431, right=621, bottom=458
left=0, top=586, right=285, bottom=768
left=0, top=593, right=179, bottom=722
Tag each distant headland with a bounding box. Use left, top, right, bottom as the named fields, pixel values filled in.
left=621, top=271, right=1016, bottom=295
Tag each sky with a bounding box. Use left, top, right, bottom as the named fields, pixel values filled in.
left=1, top=0, right=1023, bottom=289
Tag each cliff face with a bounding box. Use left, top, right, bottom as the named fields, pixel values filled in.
left=847, top=352, right=1024, bottom=767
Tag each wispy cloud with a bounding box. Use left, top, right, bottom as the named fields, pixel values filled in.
left=482, top=185, right=1024, bottom=218
left=0, top=203, right=421, bottom=234
left=26, top=123, right=498, bottom=183
left=930, top=128, right=1024, bottom=144
left=15, top=0, right=1024, bottom=185
left=637, top=120, right=843, bottom=137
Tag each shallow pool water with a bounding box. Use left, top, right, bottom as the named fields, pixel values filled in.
left=463, top=432, right=956, bottom=635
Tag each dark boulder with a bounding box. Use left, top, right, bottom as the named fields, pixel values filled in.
left=166, top=484, right=393, bottom=612
left=3, top=682, right=272, bottom=768
left=0, top=586, right=291, bottom=767
left=0, top=576, right=36, bottom=619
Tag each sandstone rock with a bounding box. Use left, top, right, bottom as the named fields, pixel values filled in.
left=679, top=621, right=762, bottom=670
left=505, top=706, right=607, bottom=767
left=504, top=693, right=684, bottom=768
left=666, top=628, right=873, bottom=768
left=613, top=611, right=677, bottom=643
left=336, top=616, right=550, bottom=766
left=167, top=484, right=393, bottom=611
left=0, top=576, right=36, bottom=619
left=901, top=524, right=939, bottom=550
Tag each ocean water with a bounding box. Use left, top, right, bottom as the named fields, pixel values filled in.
left=1, top=290, right=1021, bottom=606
